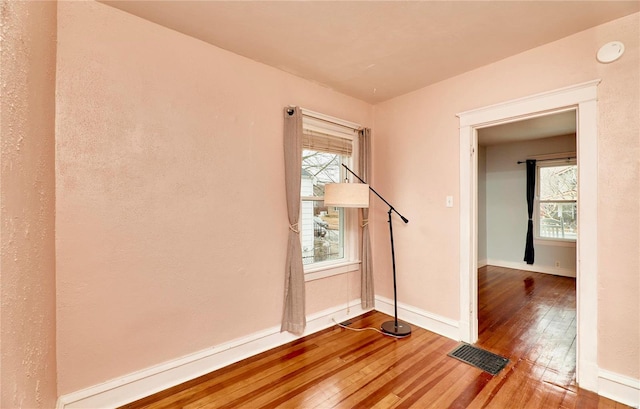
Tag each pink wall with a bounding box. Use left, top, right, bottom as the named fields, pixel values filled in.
left=54, top=1, right=371, bottom=394
left=0, top=0, right=58, bottom=407
left=47, top=0, right=638, bottom=397
left=373, top=13, right=639, bottom=379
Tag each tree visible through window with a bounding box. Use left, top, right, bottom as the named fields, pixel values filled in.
left=537, top=162, right=577, bottom=240
left=301, top=150, right=345, bottom=265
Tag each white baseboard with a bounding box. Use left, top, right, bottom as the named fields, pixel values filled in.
left=56, top=297, right=636, bottom=409
left=56, top=300, right=370, bottom=409
left=598, top=369, right=640, bottom=408
left=486, top=259, right=576, bottom=278
left=374, top=296, right=460, bottom=341
left=478, top=259, right=488, bottom=268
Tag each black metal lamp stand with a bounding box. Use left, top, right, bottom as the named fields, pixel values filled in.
left=341, top=164, right=411, bottom=338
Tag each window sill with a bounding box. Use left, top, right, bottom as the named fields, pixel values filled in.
left=304, top=260, right=361, bottom=282
left=534, top=238, right=576, bottom=248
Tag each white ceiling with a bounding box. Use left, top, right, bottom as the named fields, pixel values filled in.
left=99, top=0, right=637, bottom=142
left=101, top=1, right=639, bottom=104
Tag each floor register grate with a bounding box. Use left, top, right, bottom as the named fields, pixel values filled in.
left=448, top=343, right=509, bottom=375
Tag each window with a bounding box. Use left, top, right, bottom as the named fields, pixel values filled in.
left=536, top=160, right=577, bottom=241
left=300, top=112, right=359, bottom=271
left=301, top=150, right=346, bottom=265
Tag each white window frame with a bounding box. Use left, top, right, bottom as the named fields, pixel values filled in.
left=299, top=109, right=362, bottom=281
left=534, top=157, right=577, bottom=246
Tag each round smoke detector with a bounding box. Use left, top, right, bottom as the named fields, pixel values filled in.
left=596, top=41, right=625, bottom=64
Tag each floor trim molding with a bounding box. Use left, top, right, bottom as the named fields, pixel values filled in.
left=485, top=259, right=576, bottom=278
left=598, top=369, right=640, bottom=408
left=56, top=298, right=637, bottom=409
left=374, top=296, right=460, bottom=340
left=56, top=299, right=370, bottom=409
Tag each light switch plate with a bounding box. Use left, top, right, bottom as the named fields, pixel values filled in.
left=446, top=196, right=454, bottom=207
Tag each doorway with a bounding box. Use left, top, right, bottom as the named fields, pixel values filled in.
left=457, top=80, right=600, bottom=391
left=477, top=111, right=577, bottom=277
left=474, top=112, right=578, bottom=384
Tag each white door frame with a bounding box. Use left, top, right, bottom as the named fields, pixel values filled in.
left=457, top=79, right=600, bottom=391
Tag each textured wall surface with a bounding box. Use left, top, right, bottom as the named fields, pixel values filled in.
left=593, top=12, right=640, bottom=380
left=33, top=0, right=639, bottom=399
left=55, top=1, right=370, bottom=394
left=0, top=0, right=58, bottom=407
left=373, top=12, right=639, bottom=378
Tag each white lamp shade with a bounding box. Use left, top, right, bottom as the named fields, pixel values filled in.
left=324, top=183, right=370, bottom=208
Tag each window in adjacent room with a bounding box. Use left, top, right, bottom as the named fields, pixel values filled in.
left=536, top=159, right=578, bottom=241
left=300, top=112, right=359, bottom=272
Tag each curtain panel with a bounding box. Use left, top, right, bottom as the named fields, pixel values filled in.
left=524, top=159, right=536, bottom=264
left=281, top=107, right=306, bottom=335
left=358, top=128, right=374, bottom=309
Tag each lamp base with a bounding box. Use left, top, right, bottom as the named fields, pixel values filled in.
left=381, top=320, right=412, bottom=337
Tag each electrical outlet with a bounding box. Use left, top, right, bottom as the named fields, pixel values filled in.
left=555, top=261, right=560, bottom=267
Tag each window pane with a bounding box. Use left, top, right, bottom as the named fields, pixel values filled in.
left=302, top=150, right=342, bottom=196
left=301, top=201, right=344, bottom=265
left=539, top=165, right=577, bottom=200
left=301, top=149, right=345, bottom=265
left=539, top=202, right=577, bottom=239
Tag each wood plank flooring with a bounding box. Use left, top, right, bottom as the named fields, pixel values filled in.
left=120, top=266, right=629, bottom=408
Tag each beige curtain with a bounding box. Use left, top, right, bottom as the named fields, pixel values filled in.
left=359, top=128, right=374, bottom=309
left=281, top=107, right=306, bottom=335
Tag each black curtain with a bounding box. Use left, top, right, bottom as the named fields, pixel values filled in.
left=524, top=159, right=536, bottom=264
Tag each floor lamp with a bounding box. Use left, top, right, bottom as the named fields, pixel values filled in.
left=324, top=164, right=411, bottom=337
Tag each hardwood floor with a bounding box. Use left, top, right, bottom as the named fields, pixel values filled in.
left=121, top=267, right=629, bottom=408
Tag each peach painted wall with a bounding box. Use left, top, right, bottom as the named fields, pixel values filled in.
left=373, top=13, right=639, bottom=379
left=0, top=0, right=58, bottom=407
left=54, top=1, right=371, bottom=394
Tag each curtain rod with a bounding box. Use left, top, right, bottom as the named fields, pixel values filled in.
left=517, top=156, right=576, bottom=164
left=286, top=106, right=362, bottom=131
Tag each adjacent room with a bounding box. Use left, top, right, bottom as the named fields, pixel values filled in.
left=475, top=112, right=580, bottom=402
left=1, top=1, right=638, bottom=408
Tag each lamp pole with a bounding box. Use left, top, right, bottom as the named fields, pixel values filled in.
left=341, top=164, right=411, bottom=337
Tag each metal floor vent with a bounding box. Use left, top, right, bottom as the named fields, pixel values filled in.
left=448, top=343, right=509, bottom=375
